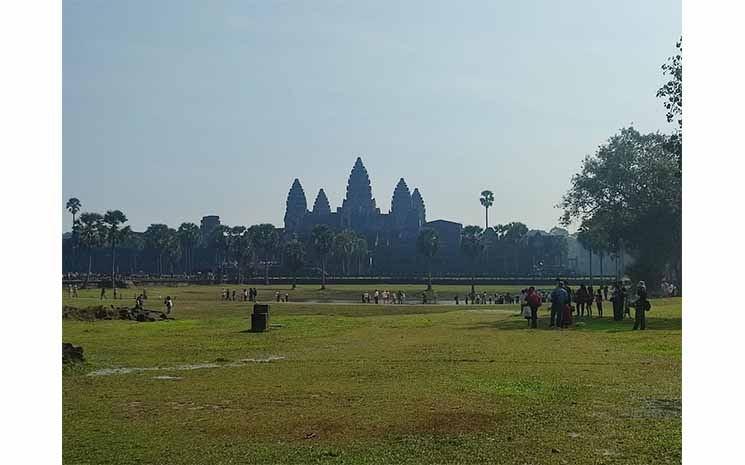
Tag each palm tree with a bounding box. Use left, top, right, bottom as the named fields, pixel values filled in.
left=102, top=210, right=130, bottom=296
left=416, top=228, right=439, bottom=290
left=479, top=190, right=494, bottom=229
left=144, top=224, right=171, bottom=275
left=333, top=230, right=357, bottom=276
left=504, top=222, right=528, bottom=274
left=66, top=198, right=81, bottom=226
left=248, top=224, right=278, bottom=285
left=352, top=236, right=368, bottom=275
left=78, top=212, right=104, bottom=287
left=177, top=222, right=200, bottom=273
left=283, top=238, right=306, bottom=289
left=230, top=227, right=251, bottom=283
left=311, top=225, right=334, bottom=290
left=460, top=225, right=484, bottom=294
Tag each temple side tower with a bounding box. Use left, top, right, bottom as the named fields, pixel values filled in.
left=283, top=178, right=308, bottom=231
left=312, top=188, right=331, bottom=215
left=409, top=187, right=426, bottom=229
left=390, top=178, right=412, bottom=229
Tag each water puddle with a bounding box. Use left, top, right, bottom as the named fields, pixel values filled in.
left=87, top=356, right=285, bottom=377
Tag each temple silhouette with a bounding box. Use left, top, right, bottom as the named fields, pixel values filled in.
left=283, top=157, right=463, bottom=272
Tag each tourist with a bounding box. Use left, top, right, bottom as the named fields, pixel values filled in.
left=275, top=291, right=281, bottom=302
left=465, top=294, right=469, bottom=305
left=611, top=282, right=626, bottom=321
left=603, top=285, right=609, bottom=301
left=576, top=284, right=588, bottom=317
left=243, top=289, right=248, bottom=301
left=67, top=284, right=73, bottom=297
left=374, top=290, right=379, bottom=304
left=73, top=284, right=79, bottom=298
left=526, top=286, right=542, bottom=329
left=633, top=281, right=650, bottom=330
left=550, top=282, right=568, bottom=328
left=232, top=290, right=236, bottom=301
left=285, top=293, right=289, bottom=302
left=100, top=287, right=106, bottom=300
left=401, top=291, right=406, bottom=303
left=455, top=295, right=459, bottom=305
left=595, top=288, right=603, bottom=317
left=164, top=296, right=174, bottom=315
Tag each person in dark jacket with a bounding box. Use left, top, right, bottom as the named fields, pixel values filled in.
left=526, top=286, right=542, bottom=329
left=550, top=282, right=569, bottom=328
left=576, top=284, right=588, bottom=317
left=633, top=281, right=650, bottom=330
left=595, top=288, right=603, bottom=317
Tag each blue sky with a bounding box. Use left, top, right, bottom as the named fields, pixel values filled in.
left=63, top=0, right=680, bottom=232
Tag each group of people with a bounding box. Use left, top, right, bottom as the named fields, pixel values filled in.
left=528, top=280, right=650, bottom=330
left=221, top=288, right=258, bottom=302
left=66, top=284, right=79, bottom=298
left=362, top=289, right=407, bottom=304
left=275, top=291, right=290, bottom=302
left=456, top=291, right=523, bottom=305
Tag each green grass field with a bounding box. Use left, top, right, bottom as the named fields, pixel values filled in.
left=62, top=285, right=681, bottom=465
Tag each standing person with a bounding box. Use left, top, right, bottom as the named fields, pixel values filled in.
left=100, top=287, right=106, bottom=300
left=576, top=285, right=588, bottom=317
left=603, top=285, right=609, bottom=301
left=284, top=293, right=289, bottom=302
left=67, top=284, right=73, bottom=297
left=232, top=289, right=236, bottom=301
left=550, top=281, right=568, bottom=328
left=73, top=284, right=79, bottom=298
left=164, top=295, right=174, bottom=315
left=374, top=290, right=379, bottom=304
left=595, top=288, right=603, bottom=317
left=526, top=286, right=542, bottom=329
left=275, top=291, right=280, bottom=302
left=633, top=281, right=650, bottom=330
left=454, top=295, right=459, bottom=305
left=611, top=282, right=627, bottom=321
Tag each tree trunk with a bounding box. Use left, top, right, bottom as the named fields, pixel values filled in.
left=292, top=271, right=297, bottom=290
left=321, top=257, right=327, bottom=290
left=588, top=248, right=593, bottom=286
left=84, top=253, right=92, bottom=288
left=485, top=207, right=488, bottom=229
left=111, top=242, right=116, bottom=295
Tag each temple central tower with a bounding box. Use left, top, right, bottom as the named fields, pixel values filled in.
left=339, top=157, right=379, bottom=228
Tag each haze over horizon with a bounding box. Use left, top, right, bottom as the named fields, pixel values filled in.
left=63, top=0, right=681, bottom=233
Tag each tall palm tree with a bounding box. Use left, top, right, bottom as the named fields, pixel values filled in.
left=352, top=236, right=368, bottom=275
left=144, top=224, right=170, bottom=275
left=479, top=190, right=494, bottom=229
left=78, top=212, right=104, bottom=287
left=177, top=222, right=200, bottom=274
left=248, top=224, right=278, bottom=285
left=208, top=225, right=231, bottom=276
left=102, top=210, right=130, bottom=296
left=460, top=225, right=484, bottom=294
left=311, top=224, right=334, bottom=290
left=333, top=230, right=357, bottom=276
left=230, top=227, right=251, bottom=283
left=66, top=198, right=81, bottom=226
left=416, top=228, right=439, bottom=290
left=283, top=237, right=306, bottom=289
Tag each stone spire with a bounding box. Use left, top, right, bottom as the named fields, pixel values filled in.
left=312, top=188, right=331, bottom=215
left=284, top=178, right=308, bottom=231
left=341, top=157, right=377, bottom=214
left=390, top=178, right=412, bottom=228
left=410, top=187, right=426, bottom=229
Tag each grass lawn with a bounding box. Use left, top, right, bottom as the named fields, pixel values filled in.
left=62, top=285, right=681, bottom=465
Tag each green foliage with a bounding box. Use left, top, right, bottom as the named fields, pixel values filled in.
left=657, top=38, right=682, bottom=130
left=561, top=127, right=681, bottom=288
left=66, top=197, right=81, bottom=222
left=460, top=225, right=484, bottom=263
left=283, top=238, right=306, bottom=274
left=416, top=228, right=439, bottom=260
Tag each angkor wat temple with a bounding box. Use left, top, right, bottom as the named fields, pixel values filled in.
left=283, top=157, right=463, bottom=273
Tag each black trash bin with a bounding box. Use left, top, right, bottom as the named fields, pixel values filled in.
left=251, top=304, right=270, bottom=332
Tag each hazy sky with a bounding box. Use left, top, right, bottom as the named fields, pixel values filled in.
left=63, top=0, right=681, bottom=233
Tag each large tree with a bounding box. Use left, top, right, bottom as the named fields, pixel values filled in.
left=479, top=191, right=494, bottom=229
left=248, top=224, right=278, bottom=285
left=208, top=225, right=231, bottom=277
left=77, top=212, right=104, bottom=287
left=333, top=229, right=357, bottom=276
left=177, top=222, right=200, bottom=274
left=230, top=227, right=251, bottom=283
left=416, top=228, right=439, bottom=291
left=102, top=210, right=130, bottom=295
left=311, top=224, right=334, bottom=290
left=460, top=225, right=484, bottom=293
left=561, top=127, right=681, bottom=290
left=283, top=237, right=306, bottom=289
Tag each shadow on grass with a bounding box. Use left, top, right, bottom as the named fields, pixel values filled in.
left=462, top=315, right=681, bottom=332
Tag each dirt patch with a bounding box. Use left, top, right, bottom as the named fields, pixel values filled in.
left=63, top=305, right=170, bottom=322
left=86, top=356, right=286, bottom=377
left=411, top=410, right=498, bottom=434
